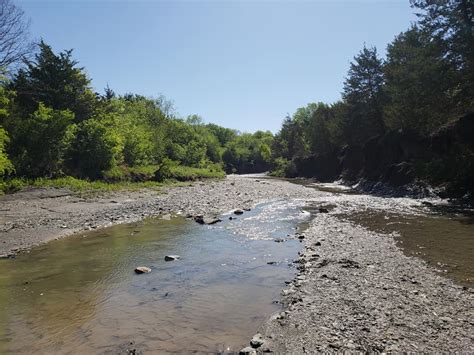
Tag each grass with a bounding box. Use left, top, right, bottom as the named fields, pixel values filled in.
left=0, top=164, right=225, bottom=195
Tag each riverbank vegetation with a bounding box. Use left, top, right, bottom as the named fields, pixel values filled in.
left=0, top=0, right=273, bottom=194
left=271, top=0, right=473, bottom=198
left=0, top=0, right=472, bottom=197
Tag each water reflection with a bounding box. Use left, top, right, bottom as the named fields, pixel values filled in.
left=0, top=201, right=308, bottom=353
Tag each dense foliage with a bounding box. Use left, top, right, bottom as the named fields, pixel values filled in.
left=0, top=38, right=273, bottom=185
left=271, top=0, right=473, bottom=195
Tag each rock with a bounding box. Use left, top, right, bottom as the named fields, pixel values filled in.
left=244, top=208, right=251, bottom=211
left=297, top=235, right=305, bottom=240
left=164, top=255, right=180, bottom=262
left=319, top=207, right=329, bottom=213
left=161, top=214, right=171, bottom=220
left=314, top=241, right=321, bottom=246
left=234, top=209, right=244, bottom=215
left=134, top=266, right=151, bottom=274
left=274, top=238, right=285, bottom=243
left=250, top=333, right=265, bottom=348
left=194, top=215, right=205, bottom=224
left=239, top=346, right=256, bottom=355
left=203, top=217, right=222, bottom=225
left=194, top=215, right=222, bottom=225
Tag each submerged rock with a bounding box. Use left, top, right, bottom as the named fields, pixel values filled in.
left=134, top=266, right=151, bottom=274
left=164, top=255, right=180, bottom=262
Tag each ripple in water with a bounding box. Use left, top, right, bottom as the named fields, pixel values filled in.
left=0, top=200, right=311, bottom=353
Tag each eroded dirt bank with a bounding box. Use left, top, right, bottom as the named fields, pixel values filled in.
left=1, top=175, right=473, bottom=352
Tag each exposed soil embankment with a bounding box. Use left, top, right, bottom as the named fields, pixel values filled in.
left=291, top=112, right=474, bottom=200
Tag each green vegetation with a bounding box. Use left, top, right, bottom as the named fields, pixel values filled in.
left=0, top=0, right=471, bottom=196
left=0, top=1, right=274, bottom=194
left=270, top=0, right=473, bottom=195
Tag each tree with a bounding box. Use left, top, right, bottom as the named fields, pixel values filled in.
left=342, top=45, right=386, bottom=144
left=0, top=0, right=34, bottom=70
left=11, top=41, right=98, bottom=121
left=65, top=118, right=122, bottom=179
left=384, top=26, right=455, bottom=134
left=411, top=0, right=474, bottom=111
left=7, top=104, right=73, bottom=177
left=0, top=82, right=12, bottom=175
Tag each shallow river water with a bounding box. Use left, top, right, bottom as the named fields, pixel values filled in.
left=1, top=178, right=473, bottom=353
left=0, top=200, right=310, bottom=354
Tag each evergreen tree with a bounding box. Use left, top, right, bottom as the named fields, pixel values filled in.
left=342, top=45, right=386, bottom=145
left=11, top=41, right=98, bottom=121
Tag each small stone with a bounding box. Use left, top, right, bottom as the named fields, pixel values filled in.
left=234, top=209, right=244, bottom=215
left=250, top=333, right=265, bottom=348
left=164, top=255, right=180, bottom=262
left=203, top=217, right=222, bottom=225
left=239, top=346, right=256, bottom=355
left=134, top=266, right=151, bottom=274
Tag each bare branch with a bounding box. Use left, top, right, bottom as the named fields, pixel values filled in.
left=0, top=0, right=34, bottom=71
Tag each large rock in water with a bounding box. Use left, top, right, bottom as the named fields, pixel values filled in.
left=164, top=255, right=180, bottom=262
left=134, top=266, right=151, bottom=274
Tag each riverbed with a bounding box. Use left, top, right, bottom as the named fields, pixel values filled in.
left=0, top=175, right=472, bottom=353
left=0, top=199, right=311, bottom=353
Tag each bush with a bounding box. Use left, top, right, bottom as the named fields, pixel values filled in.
left=270, top=158, right=297, bottom=177
left=65, top=119, right=122, bottom=179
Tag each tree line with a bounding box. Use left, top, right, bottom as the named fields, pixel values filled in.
left=271, top=0, right=473, bottom=195
left=0, top=0, right=274, bottom=186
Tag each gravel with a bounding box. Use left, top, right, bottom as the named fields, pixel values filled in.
left=1, top=175, right=472, bottom=352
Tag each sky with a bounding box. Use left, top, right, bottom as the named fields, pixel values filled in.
left=17, top=0, right=417, bottom=133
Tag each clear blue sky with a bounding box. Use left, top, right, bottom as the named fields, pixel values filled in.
left=17, top=0, right=416, bottom=133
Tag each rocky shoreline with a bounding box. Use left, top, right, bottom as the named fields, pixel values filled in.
left=1, top=175, right=472, bottom=352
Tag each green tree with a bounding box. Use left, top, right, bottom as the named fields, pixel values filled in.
left=65, top=118, right=122, bottom=179
left=384, top=26, right=454, bottom=134
left=7, top=103, right=73, bottom=177
left=342, top=45, right=386, bottom=144
left=411, top=0, right=473, bottom=111
left=11, top=41, right=98, bottom=121
left=0, top=83, right=13, bottom=175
